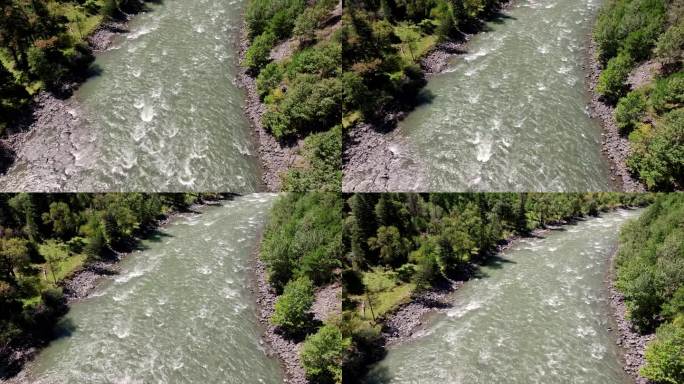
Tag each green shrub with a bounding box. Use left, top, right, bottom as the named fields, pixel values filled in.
left=597, top=52, right=634, bottom=103
left=641, top=321, right=684, bottom=383
left=651, top=73, right=684, bottom=113
left=256, top=62, right=284, bottom=100
left=628, top=109, right=684, bottom=189
left=243, top=32, right=276, bottom=73
left=300, top=324, right=350, bottom=384
left=655, top=21, right=684, bottom=64
left=615, top=90, right=647, bottom=133
left=263, top=75, right=342, bottom=138
left=282, top=125, right=342, bottom=192
left=271, top=276, right=315, bottom=334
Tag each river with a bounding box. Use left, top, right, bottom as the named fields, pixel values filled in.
left=365, top=209, right=641, bottom=384
left=11, top=194, right=283, bottom=383
left=0, top=0, right=261, bottom=192
left=400, top=0, right=615, bottom=191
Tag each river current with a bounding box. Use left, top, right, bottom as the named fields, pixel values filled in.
left=400, top=0, right=615, bottom=191
left=0, top=0, right=261, bottom=192
left=366, top=209, right=641, bottom=384
left=13, top=195, right=283, bottom=383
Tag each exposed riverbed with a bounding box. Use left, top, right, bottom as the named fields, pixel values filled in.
left=365, top=209, right=641, bottom=384
left=395, top=0, right=615, bottom=191
left=0, top=0, right=261, bottom=192
left=7, top=194, right=283, bottom=383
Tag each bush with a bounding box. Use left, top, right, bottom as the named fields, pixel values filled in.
left=300, top=324, right=350, bottom=384
left=651, top=73, right=684, bottom=113
left=627, top=108, right=684, bottom=189
left=597, top=52, right=634, bottom=103
left=615, top=90, right=647, bottom=133
left=641, top=322, right=684, bottom=383
left=263, top=75, right=342, bottom=138
left=271, top=276, right=315, bottom=334
left=655, top=21, right=684, bottom=64
left=281, top=126, right=342, bottom=191
left=243, top=32, right=276, bottom=73
left=256, top=62, right=284, bottom=100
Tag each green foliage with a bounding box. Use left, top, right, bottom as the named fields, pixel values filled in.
left=300, top=324, right=350, bottom=384
left=244, top=31, right=276, bottom=72
left=368, top=226, right=410, bottom=267
left=593, top=0, right=667, bottom=65
left=641, top=321, right=684, bottom=383
left=627, top=108, right=684, bottom=189
left=245, top=0, right=306, bottom=40
left=282, top=125, right=342, bottom=191
left=651, top=73, right=684, bottom=114
left=616, top=194, right=684, bottom=331
left=261, top=193, right=342, bottom=292
left=655, top=20, right=684, bottom=65
left=263, top=75, right=342, bottom=138
left=271, top=276, right=315, bottom=334
left=341, top=192, right=654, bottom=382
left=596, top=52, right=634, bottom=102
left=615, top=90, right=648, bottom=133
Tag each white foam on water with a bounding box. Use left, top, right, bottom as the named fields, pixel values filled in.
left=447, top=300, right=483, bottom=318
left=140, top=104, right=155, bottom=122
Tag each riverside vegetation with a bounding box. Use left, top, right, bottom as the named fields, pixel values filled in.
left=243, top=0, right=342, bottom=191
left=593, top=0, right=684, bottom=190
left=341, top=0, right=507, bottom=128
left=615, top=193, right=684, bottom=383
left=339, top=192, right=661, bottom=382
left=0, top=192, right=222, bottom=377
left=260, top=193, right=347, bottom=383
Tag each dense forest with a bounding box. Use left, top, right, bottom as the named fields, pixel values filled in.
left=593, top=0, right=683, bottom=190
left=0, top=0, right=154, bottom=135
left=260, top=193, right=347, bottom=384
left=243, top=0, right=342, bottom=191
left=341, top=0, right=507, bottom=128
left=339, top=192, right=656, bottom=382
left=0, top=192, right=222, bottom=376
left=616, top=193, right=684, bottom=383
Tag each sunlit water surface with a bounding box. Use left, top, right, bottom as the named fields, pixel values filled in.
left=16, top=194, right=283, bottom=383
left=400, top=0, right=614, bottom=191
left=366, top=209, right=641, bottom=384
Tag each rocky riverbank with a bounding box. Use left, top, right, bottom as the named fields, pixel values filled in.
left=0, top=9, right=144, bottom=191
left=584, top=39, right=646, bottom=193
left=251, top=254, right=308, bottom=384
left=607, top=248, right=655, bottom=384
left=236, top=25, right=302, bottom=192
left=251, top=244, right=341, bottom=384
left=342, top=122, right=426, bottom=192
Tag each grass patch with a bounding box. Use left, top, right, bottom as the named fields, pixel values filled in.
left=350, top=268, right=415, bottom=324
left=38, top=240, right=87, bottom=286
left=393, top=23, right=437, bottom=65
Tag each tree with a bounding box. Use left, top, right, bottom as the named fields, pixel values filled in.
left=300, top=324, right=350, bottom=384
left=367, top=226, right=410, bottom=267
left=271, top=276, right=315, bottom=334
left=42, top=202, right=77, bottom=240
left=0, top=237, right=30, bottom=283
